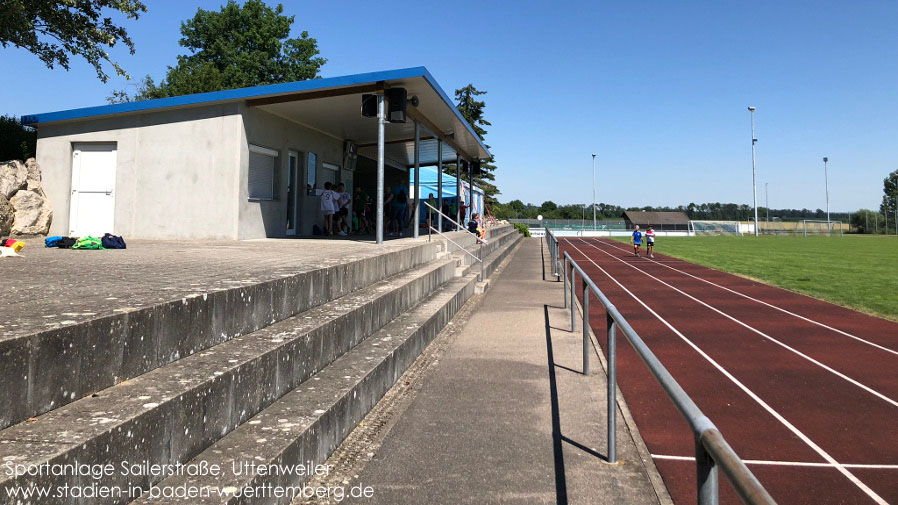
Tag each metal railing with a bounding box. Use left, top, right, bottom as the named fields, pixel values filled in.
left=546, top=227, right=776, bottom=505
left=426, top=202, right=486, bottom=280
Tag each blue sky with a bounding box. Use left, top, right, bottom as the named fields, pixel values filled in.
left=2, top=0, right=895, bottom=212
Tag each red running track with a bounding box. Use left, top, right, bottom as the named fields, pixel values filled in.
left=559, top=237, right=898, bottom=505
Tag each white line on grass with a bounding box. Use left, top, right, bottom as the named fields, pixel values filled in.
left=563, top=239, right=888, bottom=505
left=576, top=238, right=898, bottom=410
left=652, top=454, right=898, bottom=470
left=593, top=238, right=898, bottom=357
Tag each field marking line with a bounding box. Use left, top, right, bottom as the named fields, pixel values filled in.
left=562, top=239, right=889, bottom=505
left=652, top=454, right=898, bottom=470
left=575, top=238, right=898, bottom=410
left=591, top=238, right=898, bottom=357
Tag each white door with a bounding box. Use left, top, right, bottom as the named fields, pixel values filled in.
left=70, top=143, right=117, bottom=236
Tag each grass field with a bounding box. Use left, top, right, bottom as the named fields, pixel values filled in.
left=616, top=235, right=898, bottom=321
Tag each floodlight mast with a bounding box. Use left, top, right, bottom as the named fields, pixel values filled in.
left=823, top=157, right=830, bottom=231
left=748, top=107, right=759, bottom=236
left=592, top=154, right=597, bottom=231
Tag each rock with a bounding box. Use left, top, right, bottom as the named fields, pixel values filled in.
left=25, top=158, right=42, bottom=192
left=10, top=190, right=52, bottom=235
left=0, top=160, right=27, bottom=199
left=0, top=195, right=13, bottom=236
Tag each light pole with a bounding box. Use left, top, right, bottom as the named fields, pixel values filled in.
left=823, top=157, right=830, bottom=232
left=592, top=154, right=597, bottom=231
left=765, top=182, right=769, bottom=224
left=748, top=107, right=759, bottom=236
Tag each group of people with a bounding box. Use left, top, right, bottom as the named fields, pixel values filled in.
left=318, top=182, right=352, bottom=236
left=317, top=182, right=412, bottom=237
left=629, top=225, right=656, bottom=258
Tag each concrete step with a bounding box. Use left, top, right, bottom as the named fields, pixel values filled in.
left=129, top=273, right=478, bottom=504
left=0, top=257, right=456, bottom=505
left=0, top=241, right=442, bottom=430
left=456, top=227, right=524, bottom=281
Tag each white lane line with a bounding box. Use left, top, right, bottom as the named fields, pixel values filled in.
left=562, top=240, right=888, bottom=505
left=590, top=238, right=898, bottom=357
left=575, top=238, right=898, bottom=410
left=652, top=454, right=898, bottom=470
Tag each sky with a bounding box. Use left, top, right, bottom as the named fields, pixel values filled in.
left=2, top=0, right=896, bottom=212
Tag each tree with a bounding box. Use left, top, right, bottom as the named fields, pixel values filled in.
left=454, top=84, right=499, bottom=203
left=1, top=0, right=146, bottom=82
left=113, top=0, right=325, bottom=100
left=0, top=115, right=36, bottom=161
left=880, top=169, right=898, bottom=218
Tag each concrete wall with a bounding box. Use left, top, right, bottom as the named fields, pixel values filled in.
left=37, top=105, right=242, bottom=239
left=237, top=105, right=344, bottom=239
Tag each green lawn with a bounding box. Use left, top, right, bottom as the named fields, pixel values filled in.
left=617, top=235, right=898, bottom=321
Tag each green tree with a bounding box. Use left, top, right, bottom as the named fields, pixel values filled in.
left=0, top=115, right=37, bottom=161
left=0, top=0, right=146, bottom=82
left=880, top=169, right=898, bottom=218
left=454, top=84, right=499, bottom=202
left=114, top=0, right=325, bottom=100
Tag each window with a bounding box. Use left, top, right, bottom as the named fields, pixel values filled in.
left=249, top=144, right=278, bottom=200
left=320, top=162, right=340, bottom=188
left=306, top=152, right=318, bottom=194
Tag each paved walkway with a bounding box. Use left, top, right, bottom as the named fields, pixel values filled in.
left=343, top=238, right=671, bottom=505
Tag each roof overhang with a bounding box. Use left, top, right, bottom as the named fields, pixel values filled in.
left=22, top=67, right=490, bottom=166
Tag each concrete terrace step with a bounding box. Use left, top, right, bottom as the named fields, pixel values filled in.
left=130, top=274, right=478, bottom=505
left=0, top=241, right=442, bottom=430
left=0, top=256, right=456, bottom=505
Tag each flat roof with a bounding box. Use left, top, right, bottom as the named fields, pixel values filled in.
left=22, top=66, right=491, bottom=164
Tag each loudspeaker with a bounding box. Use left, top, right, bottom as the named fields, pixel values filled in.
left=471, top=161, right=480, bottom=175
left=386, top=88, right=407, bottom=123
left=361, top=94, right=377, bottom=118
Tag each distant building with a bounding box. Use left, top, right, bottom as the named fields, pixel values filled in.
left=621, top=211, right=690, bottom=231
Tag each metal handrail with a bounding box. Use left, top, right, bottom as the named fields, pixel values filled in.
left=429, top=225, right=484, bottom=280
left=548, top=228, right=776, bottom=505
left=424, top=201, right=488, bottom=244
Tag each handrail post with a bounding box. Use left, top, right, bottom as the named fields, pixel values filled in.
left=582, top=284, right=590, bottom=376
left=697, top=439, right=719, bottom=505
left=570, top=268, right=576, bottom=332
left=480, top=242, right=484, bottom=280
left=606, top=311, right=617, bottom=463
left=563, top=257, right=569, bottom=308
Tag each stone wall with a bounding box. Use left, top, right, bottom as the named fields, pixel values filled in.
left=0, top=158, right=52, bottom=236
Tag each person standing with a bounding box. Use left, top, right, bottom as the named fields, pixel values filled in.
left=336, top=183, right=351, bottom=236
left=630, top=225, right=642, bottom=257
left=645, top=225, right=656, bottom=258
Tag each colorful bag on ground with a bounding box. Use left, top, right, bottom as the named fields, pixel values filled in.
left=7, top=240, right=24, bottom=252
left=72, top=236, right=105, bottom=250
left=101, top=233, right=126, bottom=249
left=46, top=236, right=63, bottom=247
left=58, top=237, right=77, bottom=248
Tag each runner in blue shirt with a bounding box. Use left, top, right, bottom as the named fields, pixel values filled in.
left=630, top=225, right=643, bottom=257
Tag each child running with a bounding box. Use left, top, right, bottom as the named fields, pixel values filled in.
left=630, top=225, right=642, bottom=257
left=645, top=225, right=655, bottom=258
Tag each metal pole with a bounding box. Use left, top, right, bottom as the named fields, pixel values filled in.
left=749, top=107, right=759, bottom=236
left=765, top=182, right=769, bottom=225
left=413, top=122, right=420, bottom=239
left=437, top=141, right=443, bottom=233
left=480, top=242, right=484, bottom=280
left=376, top=94, right=385, bottom=244
left=456, top=156, right=462, bottom=228
left=592, top=154, right=597, bottom=231
left=606, top=311, right=617, bottom=463
left=582, top=285, right=590, bottom=376
left=570, top=269, right=576, bottom=332
left=564, top=258, right=569, bottom=308
left=824, top=157, right=830, bottom=232
left=696, top=440, right=719, bottom=505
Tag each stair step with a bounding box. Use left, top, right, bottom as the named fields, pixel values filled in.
left=129, top=274, right=478, bottom=504
left=0, top=257, right=456, bottom=504
left=0, top=241, right=442, bottom=431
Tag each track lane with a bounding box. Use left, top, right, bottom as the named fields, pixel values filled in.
left=560, top=239, right=896, bottom=504
left=580, top=238, right=898, bottom=403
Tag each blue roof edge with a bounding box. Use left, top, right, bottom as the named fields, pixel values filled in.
left=22, top=66, right=491, bottom=159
